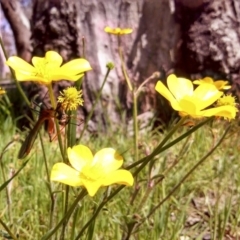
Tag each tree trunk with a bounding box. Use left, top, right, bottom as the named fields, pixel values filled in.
left=3, top=0, right=240, bottom=130
left=175, top=0, right=240, bottom=98
left=0, top=0, right=31, bottom=60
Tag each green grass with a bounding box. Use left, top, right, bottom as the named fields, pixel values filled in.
left=0, top=115, right=240, bottom=240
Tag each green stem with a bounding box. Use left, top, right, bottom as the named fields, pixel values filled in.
left=118, top=39, right=133, bottom=92
left=41, top=190, right=87, bottom=240
left=133, top=117, right=186, bottom=177
left=127, top=117, right=212, bottom=171
left=133, top=91, right=138, bottom=162
left=135, top=73, right=159, bottom=97
left=0, top=153, right=11, bottom=222
left=39, top=133, right=54, bottom=229
left=70, top=206, right=80, bottom=239
left=137, top=124, right=231, bottom=229
left=0, top=141, right=16, bottom=223
left=78, top=67, right=112, bottom=142
left=0, top=218, right=18, bottom=240
left=67, top=111, right=76, bottom=147
left=74, top=186, right=125, bottom=239
left=47, top=84, right=65, bottom=160
left=0, top=36, right=30, bottom=106
left=68, top=77, right=83, bottom=147
left=60, top=185, right=69, bottom=240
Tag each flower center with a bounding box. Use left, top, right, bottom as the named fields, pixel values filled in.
left=58, top=87, right=84, bottom=111
left=80, top=166, right=102, bottom=182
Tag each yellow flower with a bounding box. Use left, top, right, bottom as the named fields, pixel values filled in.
left=58, top=87, right=83, bottom=111
left=193, top=77, right=231, bottom=90
left=215, top=94, right=238, bottom=119
left=104, top=26, right=133, bottom=35
left=6, top=51, right=92, bottom=85
left=155, top=74, right=236, bottom=119
left=0, top=87, right=5, bottom=95
left=51, top=145, right=134, bottom=197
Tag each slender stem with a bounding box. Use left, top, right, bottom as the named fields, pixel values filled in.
left=47, top=84, right=65, bottom=160
left=0, top=141, right=15, bottom=223
left=74, top=186, right=125, bottom=239
left=133, top=91, right=139, bottom=162
left=0, top=36, right=30, bottom=106
left=67, top=111, right=76, bottom=147
left=135, top=125, right=231, bottom=230
left=0, top=154, right=11, bottom=221
left=70, top=206, right=80, bottom=239
left=0, top=218, right=18, bottom=240
left=47, top=84, right=56, bottom=109
left=135, top=72, right=159, bottom=97
left=60, top=186, right=69, bottom=240
left=78, top=67, right=112, bottom=142
left=127, top=117, right=212, bottom=170
left=41, top=190, right=87, bottom=240
left=133, top=117, right=186, bottom=177
left=118, top=38, right=133, bottom=92
left=39, top=133, right=54, bottom=229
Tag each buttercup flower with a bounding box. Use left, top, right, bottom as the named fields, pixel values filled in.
left=104, top=26, right=133, bottom=35
left=51, top=145, right=134, bottom=197
left=193, top=77, right=231, bottom=90
left=58, top=87, right=83, bottom=111
left=155, top=74, right=236, bottom=120
left=6, top=51, right=92, bottom=85
left=215, top=94, right=238, bottom=119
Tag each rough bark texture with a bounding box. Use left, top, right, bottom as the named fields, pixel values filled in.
left=175, top=0, right=240, bottom=99
left=3, top=0, right=240, bottom=129
left=128, top=0, right=180, bottom=124
left=30, top=0, right=150, bottom=131
left=0, top=0, right=31, bottom=60
left=30, top=0, right=82, bottom=106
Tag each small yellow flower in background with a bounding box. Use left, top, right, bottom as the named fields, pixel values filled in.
left=215, top=94, right=238, bottom=119
left=6, top=51, right=92, bottom=85
left=51, top=144, right=134, bottom=197
left=193, top=77, right=231, bottom=90
left=155, top=74, right=236, bottom=120
left=0, top=87, right=5, bottom=95
left=104, top=26, right=133, bottom=35
left=58, top=87, right=83, bottom=111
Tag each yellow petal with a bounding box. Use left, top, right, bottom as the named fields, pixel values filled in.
left=193, top=80, right=201, bottom=85
left=45, top=51, right=63, bottom=66
left=59, top=59, right=92, bottom=75
left=155, top=81, right=181, bottom=111
left=6, top=56, right=36, bottom=73
left=67, top=145, right=93, bottom=171
left=32, top=52, right=62, bottom=69
left=82, top=180, right=102, bottom=197
left=51, top=163, right=82, bottom=187
left=104, top=26, right=114, bottom=33
left=104, top=26, right=133, bottom=35
left=51, top=73, right=84, bottom=81
left=202, top=77, right=214, bottom=84
left=201, top=105, right=237, bottom=119
left=14, top=72, right=50, bottom=83
left=102, top=170, right=134, bottom=186
left=214, top=81, right=231, bottom=90
left=93, top=148, right=123, bottom=173
left=178, top=98, right=197, bottom=116
left=167, top=74, right=193, bottom=100
left=120, top=28, right=133, bottom=34
left=193, top=84, right=223, bottom=109
left=32, top=56, right=45, bottom=68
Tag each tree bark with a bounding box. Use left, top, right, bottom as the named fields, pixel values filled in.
left=0, top=0, right=31, bottom=60
left=4, top=0, right=240, bottom=129
left=174, top=0, right=240, bottom=99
